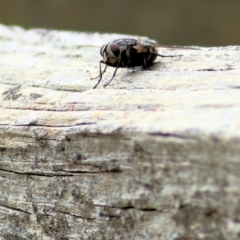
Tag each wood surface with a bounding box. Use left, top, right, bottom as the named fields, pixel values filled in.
left=0, top=24, right=240, bottom=240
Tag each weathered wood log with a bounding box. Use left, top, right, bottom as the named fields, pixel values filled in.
left=0, top=23, right=240, bottom=239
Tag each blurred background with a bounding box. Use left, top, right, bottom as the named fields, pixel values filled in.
left=1, top=0, right=240, bottom=46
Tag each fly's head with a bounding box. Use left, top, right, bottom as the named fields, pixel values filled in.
left=100, top=42, right=122, bottom=67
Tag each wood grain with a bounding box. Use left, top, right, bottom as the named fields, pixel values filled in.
left=0, top=24, right=240, bottom=239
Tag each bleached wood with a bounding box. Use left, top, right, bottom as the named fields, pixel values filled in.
left=0, top=24, right=240, bottom=239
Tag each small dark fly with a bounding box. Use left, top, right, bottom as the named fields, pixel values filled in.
left=92, top=38, right=185, bottom=89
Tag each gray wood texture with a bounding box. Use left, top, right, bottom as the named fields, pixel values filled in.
left=0, top=24, right=240, bottom=240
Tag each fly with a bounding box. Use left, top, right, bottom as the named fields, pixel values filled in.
left=92, top=38, right=186, bottom=89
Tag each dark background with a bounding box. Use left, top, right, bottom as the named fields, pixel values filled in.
left=1, top=0, right=240, bottom=46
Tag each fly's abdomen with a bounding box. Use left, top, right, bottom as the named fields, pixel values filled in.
left=126, top=49, right=157, bottom=68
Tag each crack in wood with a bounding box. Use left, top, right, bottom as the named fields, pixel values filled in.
left=57, top=210, right=98, bottom=221
left=0, top=203, right=31, bottom=215
left=148, top=131, right=198, bottom=139
left=94, top=204, right=157, bottom=212
left=60, top=165, right=123, bottom=174
left=13, top=122, right=96, bottom=127
left=0, top=167, right=74, bottom=177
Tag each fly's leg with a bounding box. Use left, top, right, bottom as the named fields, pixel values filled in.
left=93, top=61, right=107, bottom=89
left=143, top=57, right=151, bottom=70
left=91, top=62, right=107, bottom=80
left=143, top=53, right=182, bottom=70
left=103, top=60, right=121, bottom=88
left=103, top=66, right=119, bottom=88
left=157, top=53, right=183, bottom=58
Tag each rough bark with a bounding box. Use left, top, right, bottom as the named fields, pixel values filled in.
left=0, top=24, right=240, bottom=240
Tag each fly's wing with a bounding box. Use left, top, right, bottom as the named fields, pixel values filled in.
left=133, top=39, right=158, bottom=53
left=138, top=38, right=200, bottom=51
left=113, top=38, right=137, bottom=49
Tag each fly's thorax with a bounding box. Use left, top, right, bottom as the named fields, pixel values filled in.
left=100, top=42, right=123, bottom=66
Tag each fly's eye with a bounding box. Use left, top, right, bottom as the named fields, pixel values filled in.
left=100, top=44, right=107, bottom=56
left=109, top=43, right=120, bottom=57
